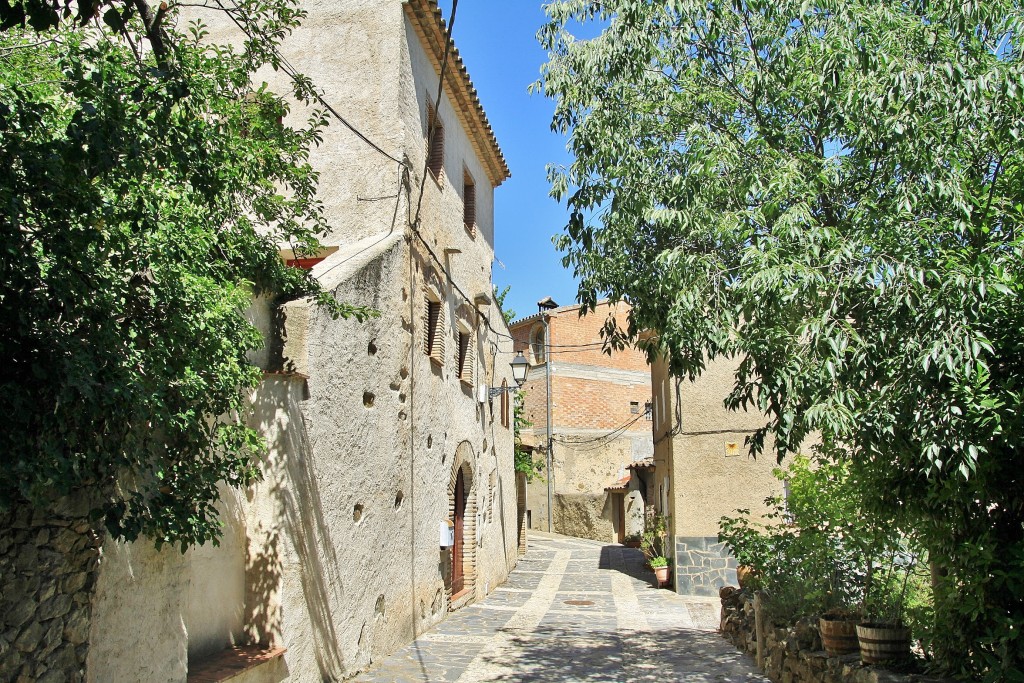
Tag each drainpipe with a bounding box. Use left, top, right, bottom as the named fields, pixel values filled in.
left=543, top=312, right=553, bottom=533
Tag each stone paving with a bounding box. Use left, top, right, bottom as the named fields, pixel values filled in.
left=353, top=532, right=769, bottom=682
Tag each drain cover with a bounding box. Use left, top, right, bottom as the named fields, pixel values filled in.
left=563, top=599, right=594, bottom=606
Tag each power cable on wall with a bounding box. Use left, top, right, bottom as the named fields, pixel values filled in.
left=551, top=409, right=650, bottom=450
left=212, top=0, right=415, bottom=280
left=213, top=0, right=408, bottom=169
left=412, top=0, right=459, bottom=229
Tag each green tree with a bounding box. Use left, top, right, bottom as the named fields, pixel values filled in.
left=538, top=1, right=1024, bottom=678
left=0, top=1, right=370, bottom=551
left=493, top=284, right=517, bottom=324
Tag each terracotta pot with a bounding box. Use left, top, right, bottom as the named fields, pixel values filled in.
left=819, top=615, right=859, bottom=657
left=856, top=622, right=911, bottom=664
left=736, top=564, right=759, bottom=590
left=653, top=564, right=670, bottom=588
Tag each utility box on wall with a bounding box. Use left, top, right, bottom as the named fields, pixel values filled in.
left=439, top=520, right=455, bottom=548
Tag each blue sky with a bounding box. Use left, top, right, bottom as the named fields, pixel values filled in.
left=449, top=3, right=581, bottom=322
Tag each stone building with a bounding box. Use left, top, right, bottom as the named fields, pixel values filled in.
left=647, top=352, right=784, bottom=597
left=0, top=2, right=522, bottom=682
left=510, top=300, right=653, bottom=544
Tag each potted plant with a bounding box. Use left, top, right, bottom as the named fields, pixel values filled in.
left=718, top=509, right=772, bottom=591
left=641, top=513, right=671, bottom=587
left=857, top=545, right=917, bottom=664
left=649, top=555, right=671, bottom=587
left=623, top=532, right=643, bottom=549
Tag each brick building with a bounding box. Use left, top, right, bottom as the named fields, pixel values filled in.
left=510, top=300, right=653, bottom=542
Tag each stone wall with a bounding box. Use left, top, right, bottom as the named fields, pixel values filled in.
left=719, top=588, right=952, bottom=683
left=0, top=504, right=101, bottom=683
left=674, top=536, right=736, bottom=596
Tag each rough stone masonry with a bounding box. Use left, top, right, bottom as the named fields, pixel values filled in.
left=0, top=500, right=101, bottom=683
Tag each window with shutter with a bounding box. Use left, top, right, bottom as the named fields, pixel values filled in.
left=424, top=296, right=444, bottom=363
left=457, top=329, right=474, bottom=384
left=427, top=104, right=445, bottom=181
left=463, top=171, right=476, bottom=237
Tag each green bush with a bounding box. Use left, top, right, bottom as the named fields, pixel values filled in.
left=719, top=456, right=927, bottom=627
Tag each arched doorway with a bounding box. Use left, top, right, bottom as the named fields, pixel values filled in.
left=447, top=442, right=477, bottom=604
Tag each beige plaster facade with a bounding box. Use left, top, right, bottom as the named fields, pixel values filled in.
left=510, top=301, right=652, bottom=544
left=84, top=2, right=519, bottom=681
left=648, top=352, right=783, bottom=596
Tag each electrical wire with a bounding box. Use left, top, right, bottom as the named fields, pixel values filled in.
left=412, top=0, right=459, bottom=229
left=213, top=0, right=408, bottom=169
left=551, top=409, right=650, bottom=450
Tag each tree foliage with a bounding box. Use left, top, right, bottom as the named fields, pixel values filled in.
left=0, top=0, right=370, bottom=550
left=538, top=1, right=1024, bottom=678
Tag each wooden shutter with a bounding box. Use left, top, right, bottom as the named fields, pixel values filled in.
left=424, top=297, right=444, bottom=361
left=427, top=105, right=444, bottom=179
left=463, top=173, right=476, bottom=236
left=457, top=330, right=470, bottom=381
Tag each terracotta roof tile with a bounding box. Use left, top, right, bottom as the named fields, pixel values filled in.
left=605, top=474, right=631, bottom=492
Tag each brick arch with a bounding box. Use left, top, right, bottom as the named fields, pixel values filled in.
left=447, top=441, right=478, bottom=605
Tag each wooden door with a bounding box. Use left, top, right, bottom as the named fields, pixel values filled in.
left=614, top=495, right=625, bottom=544
left=452, top=469, right=466, bottom=595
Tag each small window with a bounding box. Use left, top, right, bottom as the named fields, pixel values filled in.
left=457, top=328, right=474, bottom=383
left=500, top=379, right=510, bottom=428
left=530, top=326, right=545, bottom=364
left=463, top=171, right=476, bottom=237
left=424, top=295, right=444, bottom=363
left=426, top=103, right=445, bottom=180
left=630, top=401, right=640, bottom=414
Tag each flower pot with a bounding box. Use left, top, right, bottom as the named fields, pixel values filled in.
left=653, top=564, right=670, bottom=587
left=819, top=615, right=859, bottom=657
left=856, top=622, right=911, bottom=664
left=624, top=540, right=642, bottom=548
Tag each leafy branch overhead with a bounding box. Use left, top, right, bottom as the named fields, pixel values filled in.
left=0, top=0, right=371, bottom=550
left=538, top=1, right=1024, bottom=679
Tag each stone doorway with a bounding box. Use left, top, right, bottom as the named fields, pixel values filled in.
left=446, top=441, right=477, bottom=607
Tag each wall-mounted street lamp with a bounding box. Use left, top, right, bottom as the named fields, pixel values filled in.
left=488, top=352, right=530, bottom=397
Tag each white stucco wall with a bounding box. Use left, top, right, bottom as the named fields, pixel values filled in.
left=87, top=488, right=248, bottom=682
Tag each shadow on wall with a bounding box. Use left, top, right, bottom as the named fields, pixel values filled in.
left=471, top=626, right=756, bottom=682
left=244, top=524, right=280, bottom=647
left=250, top=378, right=348, bottom=679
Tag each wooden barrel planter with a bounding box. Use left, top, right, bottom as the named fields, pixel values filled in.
left=856, top=623, right=911, bottom=664
left=819, top=615, right=859, bottom=656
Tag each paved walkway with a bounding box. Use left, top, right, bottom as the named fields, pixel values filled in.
left=354, top=533, right=768, bottom=682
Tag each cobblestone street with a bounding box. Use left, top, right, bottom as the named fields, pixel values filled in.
left=354, top=533, right=768, bottom=682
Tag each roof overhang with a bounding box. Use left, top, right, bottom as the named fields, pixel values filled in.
left=403, top=0, right=511, bottom=187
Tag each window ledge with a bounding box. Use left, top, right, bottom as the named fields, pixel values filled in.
left=188, top=646, right=286, bottom=683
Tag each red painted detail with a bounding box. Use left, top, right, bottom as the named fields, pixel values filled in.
left=285, top=257, right=326, bottom=270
